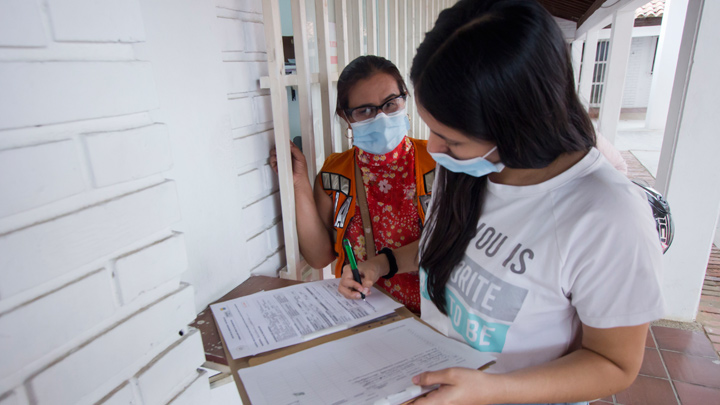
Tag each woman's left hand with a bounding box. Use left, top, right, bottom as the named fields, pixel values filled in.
left=411, top=368, right=496, bottom=405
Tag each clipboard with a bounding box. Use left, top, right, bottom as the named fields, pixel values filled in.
left=210, top=279, right=492, bottom=404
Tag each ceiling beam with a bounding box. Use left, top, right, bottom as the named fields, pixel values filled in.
left=575, top=0, right=649, bottom=39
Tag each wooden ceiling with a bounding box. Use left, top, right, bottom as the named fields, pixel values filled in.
left=537, top=0, right=601, bottom=23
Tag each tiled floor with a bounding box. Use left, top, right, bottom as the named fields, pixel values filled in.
left=589, top=324, right=720, bottom=405
left=592, top=151, right=720, bottom=405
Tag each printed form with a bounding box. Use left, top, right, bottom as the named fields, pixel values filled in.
left=210, top=279, right=403, bottom=359
left=238, top=318, right=496, bottom=405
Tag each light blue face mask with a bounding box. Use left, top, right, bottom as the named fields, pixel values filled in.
left=429, top=146, right=505, bottom=177
left=350, top=109, right=410, bottom=155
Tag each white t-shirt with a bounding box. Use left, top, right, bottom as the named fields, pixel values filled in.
left=420, top=148, right=665, bottom=374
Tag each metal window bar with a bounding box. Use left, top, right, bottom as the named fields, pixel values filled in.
left=590, top=40, right=609, bottom=107
left=261, top=0, right=437, bottom=280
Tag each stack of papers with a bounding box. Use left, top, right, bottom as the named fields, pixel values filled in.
left=239, top=318, right=496, bottom=405
left=210, top=279, right=403, bottom=359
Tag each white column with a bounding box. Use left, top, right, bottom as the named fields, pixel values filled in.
left=645, top=0, right=689, bottom=129
left=571, top=38, right=584, bottom=89
left=262, top=0, right=303, bottom=279
left=577, top=29, right=598, bottom=109
left=655, top=0, right=720, bottom=321
left=597, top=9, right=635, bottom=144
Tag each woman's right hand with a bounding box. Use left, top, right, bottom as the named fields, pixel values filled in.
left=338, top=254, right=389, bottom=299
left=269, top=142, right=310, bottom=187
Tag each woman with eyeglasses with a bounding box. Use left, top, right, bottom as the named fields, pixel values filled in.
left=271, top=55, right=435, bottom=314
left=338, top=1, right=664, bottom=404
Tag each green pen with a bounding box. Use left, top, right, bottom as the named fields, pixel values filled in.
left=342, top=238, right=366, bottom=300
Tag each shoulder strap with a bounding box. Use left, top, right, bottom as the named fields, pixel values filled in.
left=354, top=158, right=376, bottom=259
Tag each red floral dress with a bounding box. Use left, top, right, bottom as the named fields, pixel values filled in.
left=344, top=137, right=422, bottom=314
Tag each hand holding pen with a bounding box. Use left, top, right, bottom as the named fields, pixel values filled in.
left=339, top=238, right=373, bottom=300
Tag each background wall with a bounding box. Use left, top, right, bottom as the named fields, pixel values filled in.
left=0, top=0, right=280, bottom=403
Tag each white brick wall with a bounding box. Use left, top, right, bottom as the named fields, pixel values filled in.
left=0, top=0, right=217, bottom=403
left=0, top=181, right=181, bottom=298
left=82, top=124, right=173, bottom=187
left=229, top=97, right=255, bottom=128
left=114, top=233, right=188, bottom=304
left=45, top=0, right=145, bottom=43
left=0, top=0, right=276, bottom=402
left=98, top=383, right=136, bottom=405
left=224, top=61, right=268, bottom=94
left=241, top=192, right=282, bottom=237
left=0, top=140, right=85, bottom=217
left=136, top=328, right=205, bottom=404
left=216, top=0, right=263, bottom=14
left=0, top=269, right=116, bottom=380
left=215, top=0, right=284, bottom=277
left=218, top=17, right=246, bottom=51
left=0, top=0, right=47, bottom=47
left=167, top=370, right=212, bottom=405
left=0, top=62, right=158, bottom=130
left=243, top=22, right=267, bottom=52
left=29, top=284, right=195, bottom=405
left=254, top=94, right=273, bottom=123
left=234, top=129, right=274, bottom=165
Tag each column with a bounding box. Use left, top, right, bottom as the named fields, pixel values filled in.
left=597, top=9, right=635, bottom=144
left=645, top=0, right=689, bottom=129
left=571, top=38, right=584, bottom=89
left=656, top=0, right=720, bottom=321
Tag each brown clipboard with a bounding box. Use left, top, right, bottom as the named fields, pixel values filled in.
left=211, top=283, right=492, bottom=404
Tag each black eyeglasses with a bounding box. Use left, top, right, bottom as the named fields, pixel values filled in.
left=344, top=94, right=407, bottom=122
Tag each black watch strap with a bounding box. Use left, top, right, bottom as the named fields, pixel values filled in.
left=379, top=247, right=398, bottom=279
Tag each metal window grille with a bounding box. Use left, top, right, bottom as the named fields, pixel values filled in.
left=590, top=40, right=610, bottom=107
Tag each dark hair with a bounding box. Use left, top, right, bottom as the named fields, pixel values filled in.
left=336, top=55, right=409, bottom=119
left=411, top=0, right=596, bottom=315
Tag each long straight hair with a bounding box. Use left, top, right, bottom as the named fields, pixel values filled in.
left=411, top=0, right=596, bottom=315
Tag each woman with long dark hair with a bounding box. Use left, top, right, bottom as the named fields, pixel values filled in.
left=338, top=1, right=664, bottom=403
left=271, top=55, right=435, bottom=313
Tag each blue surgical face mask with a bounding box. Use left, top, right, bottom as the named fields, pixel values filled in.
left=350, top=109, right=410, bottom=155
left=429, top=146, right=505, bottom=177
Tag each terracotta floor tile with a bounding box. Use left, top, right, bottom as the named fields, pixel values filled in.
left=653, top=326, right=718, bottom=358
left=661, top=350, right=720, bottom=389
left=673, top=381, right=720, bottom=405
left=615, top=375, right=677, bottom=405
left=590, top=401, right=613, bottom=404
left=600, top=395, right=613, bottom=402
left=639, top=347, right=668, bottom=378
left=646, top=330, right=656, bottom=348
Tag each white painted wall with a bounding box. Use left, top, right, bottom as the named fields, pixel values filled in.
left=0, top=0, right=283, bottom=402
left=621, top=36, right=658, bottom=108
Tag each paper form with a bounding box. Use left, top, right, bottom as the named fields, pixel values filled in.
left=238, top=318, right=496, bottom=405
left=210, top=279, right=403, bottom=359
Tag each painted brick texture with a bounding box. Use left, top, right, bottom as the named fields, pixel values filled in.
left=0, top=141, right=85, bottom=217
left=114, top=233, right=188, bottom=304
left=82, top=124, right=173, bottom=187
left=136, top=329, right=205, bottom=404
left=0, top=269, right=116, bottom=381
left=0, top=62, right=158, bottom=130
left=29, top=285, right=196, bottom=405
left=0, top=0, right=275, bottom=402
left=0, top=181, right=181, bottom=299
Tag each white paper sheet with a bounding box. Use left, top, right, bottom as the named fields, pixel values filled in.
left=210, top=279, right=403, bottom=359
left=238, top=318, right=496, bottom=405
